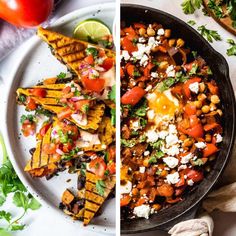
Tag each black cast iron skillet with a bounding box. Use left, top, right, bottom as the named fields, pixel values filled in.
left=121, top=4, right=236, bottom=234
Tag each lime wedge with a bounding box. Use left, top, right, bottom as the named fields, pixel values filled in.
left=73, top=19, right=111, bottom=42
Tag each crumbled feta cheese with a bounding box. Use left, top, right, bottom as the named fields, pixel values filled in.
left=71, top=87, right=76, bottom=93
left=187, top=179, right=194, bottom=186
left=139, top=37, right=146, bottom=43
left=133, top=205, right=151, bottom=219
left=178, top=164, right=187, bottom=171
left=184, top=175, right=188, bottom=179
left=215, top=134, right=223, bottom=143
left=189, top=82, right=199, bottom=94
left=132, top=44, right=151, bottom=60
left=146, top=130, right=159, bottom=143
left=168, top=124, right=177, bottom=134
left=181, top=153, right=193, bottom=164
left=121, top=181, right=132, bottom=194
left=139, top=166, right=146, bottom=173
left=165, top=145, right=180, bottom=156
left=140, top=54, right=149, bottom=66
left=195, top=142, right=206, bottom=149
left=166, top=134, right=178, bottom=147
left=164, top=167, right=170, bottom=171
left=121, top=50, right=130, bottom=61
left=145, top=85, right=152, bottom=92
left=144, top=151, right=150, bottom=156
left=131, top=120, right=140, bottom=131
left=166, top=65, right=175, bottom=77
left=166, top=172, right=180, bottom=184
left=157, top=28, right=165, bottom=35
left=147, top=109, right=155, bottom=120
left=151, top=72, right=158, bottom=78
left=158, top=130, right=169, bottom=139
left=101, top=144, right=107, bottom=149
left=163, top=156, right=179, bottom=168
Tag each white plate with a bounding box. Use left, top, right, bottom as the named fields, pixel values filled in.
left=2, top=3, right=116, bottom=234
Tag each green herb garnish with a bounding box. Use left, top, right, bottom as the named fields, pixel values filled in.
left=96, top=180, right=106, bottom=196
left=187, top=20, right=196, bottom=26
left=111, top=108, right=116, bottom=126
left=20, top=114, right=35, bottom=124
left=226, top=39, right=236, bottom=56
left=197, top=25, right=222, bottom=43
left=85, top=47, right=98, bottom=57
left=57, top=72, right=66, bottom=79
left=108, top=85, right=116, bottom=103
left=181, top=0, right=202, bottom=14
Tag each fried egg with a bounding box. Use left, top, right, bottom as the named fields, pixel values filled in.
left=146, top=88, right=180, bottom=126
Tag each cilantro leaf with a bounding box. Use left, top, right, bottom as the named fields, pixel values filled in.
left=10, top=224, right=25, bottom=231
left=57, top=72, right=67, bottom=79
left=28, top=198, right=41, bottom=210
left=187, top=20, right=196, bottom=26
left=121, top=139, right=136, bottom=148
left=0, top=211, right=11, bottom=223
left=20, top=114, right=35, bottom=124
left=108, top=85, right=116, bottom=103
left=208, top=0, right=224, bottom=18
left=13, top=192, right=29, bottom=210
left=226, top=38, right=236, bottom=56
left=197, top=25, right=222, bottom=43
left=96, top=180, right=106, bottom=196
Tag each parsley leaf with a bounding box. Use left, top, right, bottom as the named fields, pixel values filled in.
left=189, top=63, right=199, bottom=75
left=208, top=0, right=224, bottom=18
left=197, top=25, right=222, bottom=43
left=20, top=114, right=36, bottom=124
left=0, top=211, right=11, bottom=223
left=187, top=20, right=196, bottom=26
left=57, top=72, right=66, bottom=79
left=111, top=108, right=116, bottom=126
left=121, top=139, right=136, bottom=148
left=226, top=39, right=236, bottom=56
left=96, top=180, right=106, bottom=196
left=181, top=0, right=202, bottom=14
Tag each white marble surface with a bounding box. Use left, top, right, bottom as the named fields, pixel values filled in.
left=121, top=0, right=236, bottom=236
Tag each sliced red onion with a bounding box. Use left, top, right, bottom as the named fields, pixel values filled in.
left=56, top=148, right=64, bottom=155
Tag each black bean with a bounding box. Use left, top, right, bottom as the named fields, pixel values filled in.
left=77, top=175, right=86, bottom=190
left=29, top=148, right=36, bottom=155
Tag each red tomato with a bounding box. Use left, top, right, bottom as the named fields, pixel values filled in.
left=42, top=143, right=56, bottom=155
left=183, top=77, right=201, bottom=98
left=184, top=61, right=197, bottom=72
left=101, top=57, right=114, bottom=71
left=121, top=86, right=146, bottom=106
left=84, top=55, right=94, bottom=65
left=207, top=82, right=219, bottom=95
left=189, top=115, right=200, bottom=127
left=143, top=63, right=155, bottom=77
left=171, top=84, right=183, bottom=96
left=81, top=76, right=105, bottom=92
left=63, top=125, right=79, bottom=141
left=121, top=37, right=137, bottom=54
left=126, top=64, right=135, bottom=77
left=108, top=145, right=116, bottom=161
left=186, top=169, right=204, bottom=182
left=89, top=157, right=107, bottom=178
left=57, top=107, right=72, bottom=120
left=203, top=123, right=221, bottom=132
left=186, top=123, right=204, bottom=138
left=29, top=88, right=47, bottom=98
left=62, top=143, right=73, bottom=153
left=39, top=123, right=51, bottom=137
left=26, top=97, right=37, bottom=110
left=107, top=162, right=116, bottom=175
left=0, top=0, right=54, bottom=27
left=184, top=104, right=197, bottom=116
left=203, top=143, right=219, bottom=157
left=120, top=195, right=131, bottom=207
left=21, top=120, right=36, bottom=137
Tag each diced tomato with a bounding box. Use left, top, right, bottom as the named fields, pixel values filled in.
left=39, top=123, right=51, bottom=137
left=157, top=183, right=174, bottom=197
left=81, top=76, right=105, bottom=92
left=29, top=88, right=47, bottom=98
left=207, top=82, right=219, bottom=95
left=171, top=84, right=183, bottom=96
left=123, top=26, right=137, bottom=41
left=62, top=86, right=71, bottom=94
left=183, top=77, right=201, bottom=98
left=203, top=123, right=221, bottom=132
left=135, top=197, right=146, bottom=207
left=203, top=143, right=219, bottom=157
left=126, top=64, right=135, bottom=77
left=26, top=97, right=37, bottom=110
left=42, top=143, right=56, bottom=155
left=186, top=123, right=204, bottom=138
left=63, top=125, right=79, bottom=141
left=74, top=99, right=90, bottom=113
left=57, top=107, right=72, bottom=120
left=98, top=49, right=106, bottom=57
left=175, top=173, right=185, bottom=187
left=121, top=37, right=137, bottom=54
left=189, top=115, right=200, bottom=127
left=89, top=157, right=107, bottom=178
left=107, top=162, right=116, bottom=175
left=84, top=54, right=94, bottom=65
left=184, top=103, right=197, bottom=116
left=121, top=86, right=146, bottom=106
left=184, top=61, right=197, bottom=72
left=186, top=169, right=204, bottom=182
left=62, top=143, right=73, bottom=153
left=143, top=63, right=155, bottom=77
left=120, top=194, right=131, bottom=207
left=133, top=23, right=146, bottom=29
left=101, top=57, right=114, bottom=71
left=21, top=120, right=36, bottom=137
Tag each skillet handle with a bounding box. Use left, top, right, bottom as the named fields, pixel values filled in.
left=153, top=203, right=200, bottom=232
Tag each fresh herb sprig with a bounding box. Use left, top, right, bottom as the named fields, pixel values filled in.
left=226, top=39, right=236, bottom=56
left=0, top=133, right=41, bottom=235
left=181, top=0, right=203, bottom=14
left=197, top=25, right=222, bottom=43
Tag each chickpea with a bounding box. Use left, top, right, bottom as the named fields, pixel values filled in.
left=217, top=109, right=223, bottom=116
left=152, top=204, right=161, bottom=211
left=202, top=105, right=210, bottom=113
left=139, top=28, right=146, bottom=36
left=194, top=100, right=202, bottom=109
left=176, top=38, right=185, bottom=47
left=143, top=158, right=150, bottom=167
left=168, top=39, right=176, bottom=47
left=164, top=29, right=171, bottom=38
left=209, top=103, right=217, bottom=111
left=147, top=28, right=155, bottom=36
left=159, top=61, right=169, bottom=70
left=132, top=188, right=139, bottom=196
left=183, top=138, right=193, bottom=147
left=211, top=95, right=220, bottom=104
left=198, top=93, right=207, bottom=101
left=205, top=134, right=212, bottom=142
left=199, top=83, right=206, bottom=93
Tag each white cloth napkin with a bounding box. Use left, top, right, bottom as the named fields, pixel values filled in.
left=168, top=140, right=236, bottom=236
